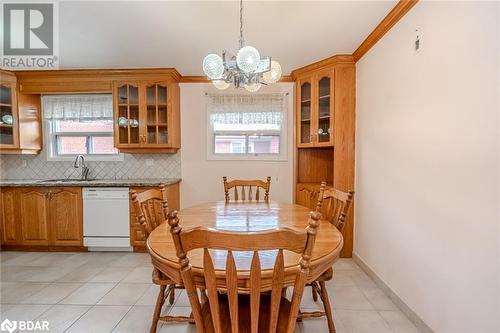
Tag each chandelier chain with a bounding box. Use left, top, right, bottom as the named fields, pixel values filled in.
left=239, top=0, right=244, bottom=49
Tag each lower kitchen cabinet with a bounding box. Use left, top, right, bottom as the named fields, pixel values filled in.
left=48, top=188, right=83, bottom=246
left=0, top=187, right=21, bottom=244
left=0, top=187, right=83, bottom=248
left=129, top=183, right=180, bottom=249
left=18, top=188, right=50, bottom=245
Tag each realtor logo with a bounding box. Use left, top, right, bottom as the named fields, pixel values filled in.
left=0, top=319, right=16, bottom=333
left=1, top=2, right=59, bottom=68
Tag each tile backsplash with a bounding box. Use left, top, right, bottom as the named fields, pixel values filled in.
left=0, top=151, right=181, bottom=180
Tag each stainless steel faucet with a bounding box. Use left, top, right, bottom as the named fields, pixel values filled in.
left=74, top=155, right=90, bottom=180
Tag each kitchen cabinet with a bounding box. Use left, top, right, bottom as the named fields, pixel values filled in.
left=18, top=188, right=50, bottom=245
left=0, top=70, right=42, bottom=155
left=296, top=69, right=334, bottom=148
left=0, top=187, right=21, bottom=244
left=0, top=73, right=19, bottom=149
left=48, top=188, right=83, bottom=246
left=113, top=80, right=180, bottom=153
left=0, top=187, right=83, bottom=247
left=129, top=183, right=180, bottom=250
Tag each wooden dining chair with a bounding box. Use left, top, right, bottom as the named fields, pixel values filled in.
left=299, top=181, right=354, bottom=333
left=223, top=176, right=271, bottom=202
left=130, top=186, right=192, bottom=333
left=168, top=209, right=322, bottom=333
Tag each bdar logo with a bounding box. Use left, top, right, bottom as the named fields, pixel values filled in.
left=0, top=319, right=17, bottom=333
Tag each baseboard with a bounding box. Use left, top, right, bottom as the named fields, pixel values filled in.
left=352, top=252, right=435, bottom=333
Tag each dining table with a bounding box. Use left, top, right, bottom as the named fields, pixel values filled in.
left=147, top=201, right=344, bottom=291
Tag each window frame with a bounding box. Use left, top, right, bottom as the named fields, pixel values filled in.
left=207, top=114, right=287, bottom=161
left=45, top=120, right=124, bottom=162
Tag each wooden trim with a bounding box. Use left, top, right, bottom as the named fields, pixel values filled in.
left=0, top=149, right=40, bottom=155
left=180, top=74, right=294, bottom=83
left=14, top=68, right=182, bottom=94
left=0, top=245, right=87, bottom=252
left=179, top=76, right=210, bottom=83
left=291, top=55, right=354, bottom=80
left=352, top=0, right=419, bottom=62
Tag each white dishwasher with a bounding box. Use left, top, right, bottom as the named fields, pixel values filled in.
left=83, top=187, right=131, bottom=251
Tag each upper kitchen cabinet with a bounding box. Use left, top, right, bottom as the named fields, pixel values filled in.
left=113, top=80, right=180, bottom=153
left=13, top=68, right=181, bottom=154
left=0, top=73, right=19, bottom=149
left=296, top=69, right=334, bottom=147
left=0, top=70, right=42, bottom=155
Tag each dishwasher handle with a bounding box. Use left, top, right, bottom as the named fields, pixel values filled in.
left=83, top=187, right=130, bottom=200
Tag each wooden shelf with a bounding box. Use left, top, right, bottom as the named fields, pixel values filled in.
left=0, top=103, right=13, bottom=107
left=301, top=99, right=311, bottom=103
left=118, top=103, right=139, bottom=107
left=0, top=123, right=14, bottom=128
left=319, top=95, right=330, bottom=99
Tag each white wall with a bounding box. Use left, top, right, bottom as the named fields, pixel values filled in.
left=180, top=83, right=294, bottom=209
left=355, top=2, right=499, bottom=332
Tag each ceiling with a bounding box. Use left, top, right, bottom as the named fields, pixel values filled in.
left=58, top=1, right=396, bottom=75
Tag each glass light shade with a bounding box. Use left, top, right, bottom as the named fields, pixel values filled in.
left=236, top=46, right=260, bottom=73
left=262, top=60, right=282, bottom=84
left=212, top=80, right=230, bottom=90
left=244, top=82, right=261, bottom=92
left=203, top=54, right=224, bottom=79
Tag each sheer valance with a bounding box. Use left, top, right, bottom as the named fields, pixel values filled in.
left=43, top=94, right=113, bottom=120
left=207, top=93, right=285, bottom=127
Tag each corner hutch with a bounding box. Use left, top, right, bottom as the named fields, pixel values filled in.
left=292, top=55, right=355, bottom=257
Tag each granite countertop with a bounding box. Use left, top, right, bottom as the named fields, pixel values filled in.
left=0, top=178, right=181, bottom=187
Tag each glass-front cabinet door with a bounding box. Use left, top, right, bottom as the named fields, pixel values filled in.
left=0, top=83, right=18, bottom=148
left=314, top=71, right=334, bottom=146
left=145, top=83, right=169, bottom=146
left=115, top=83, right=140, bottom=147
left=297, top=80, right=313, bottom=147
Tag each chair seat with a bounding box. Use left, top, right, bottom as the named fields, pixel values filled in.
left=202, top=294, right=292, bottom=333
left=315, top=267, right=333, bottom=282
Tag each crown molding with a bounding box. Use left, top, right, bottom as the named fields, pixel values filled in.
left=290, top=55, right=355, bottom=79
left=353, top=0, right=419, bottom=62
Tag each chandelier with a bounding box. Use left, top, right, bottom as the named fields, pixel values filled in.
left=202, top=0, right=282, bottom=92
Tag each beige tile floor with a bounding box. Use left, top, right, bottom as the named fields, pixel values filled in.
left=0, top=252, right=421, bottom=333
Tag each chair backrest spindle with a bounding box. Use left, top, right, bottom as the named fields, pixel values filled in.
left=130, top=185, right=169, bottom=239
left=315, top=181, right=355, bottom=232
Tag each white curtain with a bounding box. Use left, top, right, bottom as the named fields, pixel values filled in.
left=43, top=94, right=113, bottom=120
left=207, top=93, right=285, bottom=127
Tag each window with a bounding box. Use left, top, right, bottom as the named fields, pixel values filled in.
left=207, top=94, right=287, bottom=160
left=43, top=94, right=122, bottom=161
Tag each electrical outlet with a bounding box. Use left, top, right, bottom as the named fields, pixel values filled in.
left=146, top=159, right=154, bottom=167
left=22, top=159, right=28, bottom=168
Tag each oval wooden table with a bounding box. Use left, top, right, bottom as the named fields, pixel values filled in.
left=147, top=201, right=344, bottom=291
